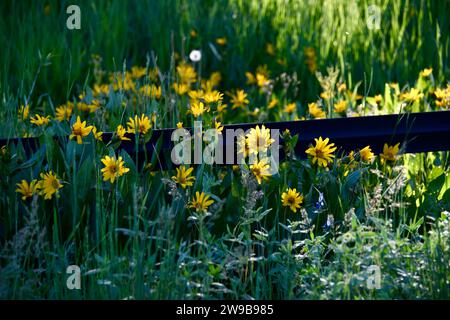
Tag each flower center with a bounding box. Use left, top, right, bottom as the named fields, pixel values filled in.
left=315, top=149, right=324, bottom=158
left=51, top=178, right=60, bottom=189
left=110, top=165, right=118, bottom=174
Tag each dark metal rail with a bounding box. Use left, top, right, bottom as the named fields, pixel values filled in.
left=1, top=111, right=450, bottom=167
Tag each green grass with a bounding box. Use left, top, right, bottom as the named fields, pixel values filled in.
left=1, top=0, right=448, bottom=103
left=0, top=0, right=449, bottom=300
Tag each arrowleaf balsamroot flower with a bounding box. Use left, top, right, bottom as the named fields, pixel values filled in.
left=256, top=74, right=270, bottom=88
left=127, top=114, right=152, bottom=135
left=188, top=89, right=204, bottom=102
left=308, top=102, right=326, bottom=119
left=229, top=90, right=249, bottom=109
left=101, top=155, right=130, bottom=183
left=177, top=63, right=197, bottom=84
left=70, top=116, right=93, bottom=144
left=359, top=145, right=374, bottom=162
left=380, top=143, right=400, bottom=163
left=18, top=104, right=30, bottom=120
left=92, top=126, right=103, bottom=141
left=190, top=101, right=209, bottom=117
left=189, top=191, right=214, bottom=213
left=171, top=166, right=196, bottom=189
left=400, top=88, right=423, bottom=102
left=216, top=37, right=227, bottom=46
left=333, top=100, right=347, bottom=113
left=38, top=171, right=63, bottom=200
left=203, top=90, right=224, bottom=104
left=250, top=158, right=272, bottom=184
left=30, top=114, right=51, bottom=126
left=55, top=104, right=73, bottom=122
left=117, top=125, right=131, bottom=141
left=305, top=137, right=337, bottom=167
left=420, top=68, right=432, bottom=77
left=140, top=84, right=162, bottom=99
left=284, top=102, right=296, bottom=114
left=246, top=125, right=275, bottom=155
left=268, top=97, right=279, bottom=109
left=16, top=179, right=39, bottom=201
left=281, top=188, right=304, bottom=213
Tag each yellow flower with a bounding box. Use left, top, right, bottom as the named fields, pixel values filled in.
left=229, top=90, right=249, bottom=109
left=266, top=43, right=276, bottom=56
left=305, top=137, right=337, bottom=167
left=190, top=29, right=198, bottom=37
left=256, top=73, right=269, bottom=87
left=30, top=114, right=51, bottom=126
left=304, top=47, right=317, bottom=73
left=77, top=102, right=90, bottom=112
left=203, top=90, right=224, bottom=104
left=380, top=143, right=400, bottom=162
left=92, top=126, right=103, bottom=141
left=93, top=84, right=110, bottom=96
left=237, top=134, right=250, bottom=158
left=420, top=68, right=432, bottom=77
left=359, top=145, right=374, bottom=162
left=140, top=85, right=162, bottom=99
left=16, top=179, right=39, bottom=201
left=374, top=94, right=383, bottom=104
left=55, top=104, right=73, bottom=122
left=348, top=150, right=355, bottom=162
left=19, top=104, right=30, bottom=120
left=37, top=171, right=63, bottom=200
left=173, top=82, right=189, bottom=95
left=308, top=102, right=326, bottom=119
left=284, top=102, right=296, bottom=114
left=177, top=122, right=183, bottom=129
left=208, top=72, right=222, bottom=87
left=101, top=155, right=130, bottom=183
left=320, top=91, right=332, bottom=100
left=245, top=72, right=256, bottom=85
left=189, top=191, right=214, bottom=213
left=188, top=89, right=204, bottom=102
left=434, top=85, right=450, bottom=108
left=434, top=86, right=449, bottom=100
left=69, top=116, right=93, bottom=144
left=217, top=103, right=228, bottom=113
left=215, top=121, right=224, bottom=134
left=216, top=37, right=227, bottom=45
left=171, top=166, right=196, bottom=189
left=190, top=101, right=209, bottom=117
left=177, top=63, right=197, bottom=84
left=337, top=83, right=347, bottom=93
left=250, top=158, right=272, bottom=184
left=111, top=73, right=136, bottom=91
left=131, top=66, right=147, bottom=79
left=281, top=188, right=304, bottom=213
left=246, top=125, right=275, bottom=155
left=347, top=91, right=363, bottom=101
left=400, top=88, right=423, bottom=102
left=88, top=100, right=100, bottom=113
left=117, top=125, right=131, bottom=141
left=127, top=114, right=152, bottom=135
left=277, top=58, right=287, bottom=66
left=268, top=97, right=279, bottom=109
left=333, top=100, right=347, bottom=113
